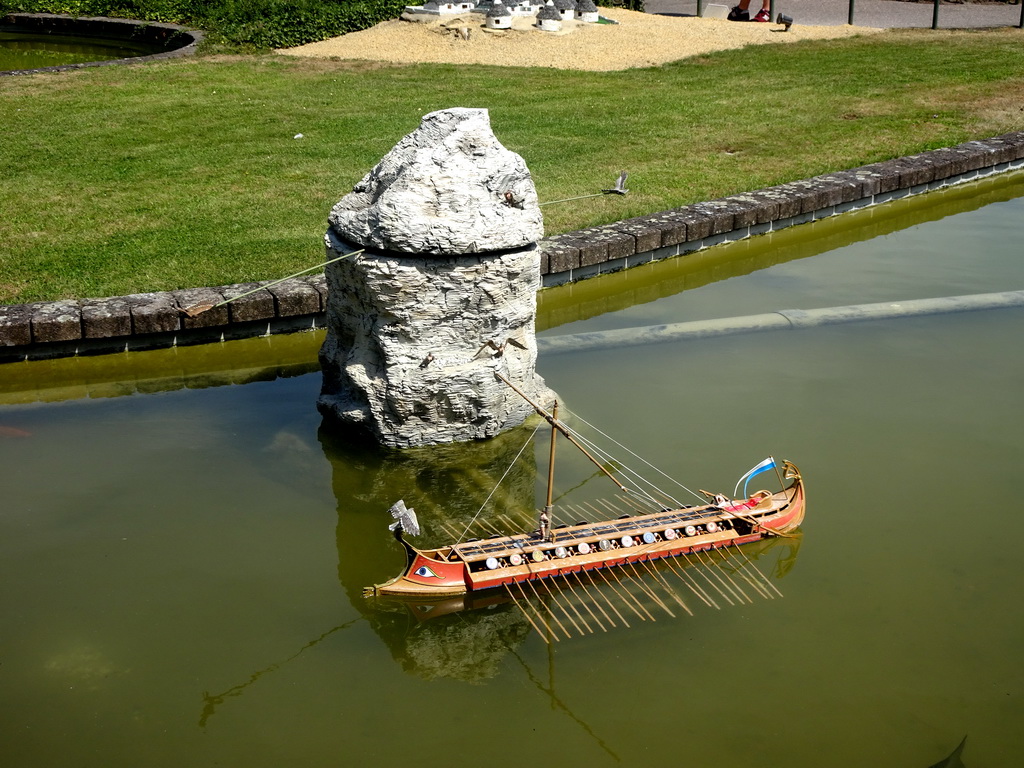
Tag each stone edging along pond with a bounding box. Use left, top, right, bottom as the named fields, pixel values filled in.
left=2, top=131, right=1023, bottom=364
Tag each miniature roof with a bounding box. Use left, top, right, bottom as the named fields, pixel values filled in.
left=537, top=1, right=561, bottom=19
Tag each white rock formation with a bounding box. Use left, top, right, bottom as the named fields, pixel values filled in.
left=328, top=108, right=543, bottom=256
left=319, top=109, right=552, bottom=447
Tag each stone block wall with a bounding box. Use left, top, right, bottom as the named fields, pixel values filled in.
left=537, top=132, right=1024, bottom=287
left=0, top=276, right=327, bottom=362
left=2, top=131, right=1023, bottom=364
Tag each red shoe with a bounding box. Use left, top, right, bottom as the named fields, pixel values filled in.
left=752, top=8, right=771, bottom=21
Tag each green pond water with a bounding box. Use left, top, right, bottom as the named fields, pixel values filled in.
left=0, top=30, right=161, bottom=71
left=1, top=172, right=1023, bottom=767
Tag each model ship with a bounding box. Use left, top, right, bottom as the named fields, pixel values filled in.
left=366, top=373, right=805, bottom=603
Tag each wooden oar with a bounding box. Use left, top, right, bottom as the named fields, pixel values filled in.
left=584, top=570, right=631, bottom=628
left=684, top=551, right=735, bottom=606
left=571, top=571, right=620, bottom=629
left=602, top=566, right=654, bottom=621
left=436, top=520, right=462, bottom=541
left=561, top=571, right=607, bottom=632
left=599, top=497, right=631, bottom=516
left=720, top=548, right=773, bottom=600
left=693, top=548, right=747, bottom=605
left=730, top=542, right=784, bottom=598
left=504, top=582, right=556, bottom=643
left=496, top=513, right=521, bottom=533
left=704, top=547, right=754, bottom=604
left=549, top=578, right=594, bottom=635
left=624, top=561, right=675, bottom=618
left=537, top=580, right=587, bottom=637
left=638, top=559, right=693, bottom=616
left=526, top=579, right=572, bottom=639
left=661, top=552, right=718, bottom=609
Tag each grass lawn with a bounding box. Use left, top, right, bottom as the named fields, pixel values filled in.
left=2, top=27, right=1023, bottom=304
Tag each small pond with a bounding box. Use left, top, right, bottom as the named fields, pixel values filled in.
left=1, top=171, right=1022, bottom=767
left=0, top=30, right=160, bottom=70
left=0, top=15, right=199, bottom=73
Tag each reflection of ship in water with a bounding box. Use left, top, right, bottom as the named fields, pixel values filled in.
left=195, top=532, right=801, bottom=726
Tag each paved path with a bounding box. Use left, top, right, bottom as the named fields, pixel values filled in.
left=644, top=0, right=1024, bottom=29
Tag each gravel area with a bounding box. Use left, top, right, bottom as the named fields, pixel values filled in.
left=278, top=8, right=884, bottom=72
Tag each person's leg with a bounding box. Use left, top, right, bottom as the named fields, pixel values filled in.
left=751, top=0, right=771, bottom=21
left=727, top=1, right=750, bottom=21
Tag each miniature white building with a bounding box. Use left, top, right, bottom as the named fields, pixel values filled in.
left=510, top=0, right=537, bottom=16
left=575, top=0, right=599, bottom=22
left=405, top=0, right=475, bottom=15
left=553, top=0, right=576, bottom=21
left=486, top=0, right=513, bottom=28
left=536, top=0, right=562, bottom=30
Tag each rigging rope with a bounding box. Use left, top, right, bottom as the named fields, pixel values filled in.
left=454, top=396, right=717, bottom=545
left=556, top=416, right=681, bottom=509
left=561, top=426, right=669, bottom=510
left=456, top=419, right=543, bottom=544
left=564, top=408, right=708, bottom=505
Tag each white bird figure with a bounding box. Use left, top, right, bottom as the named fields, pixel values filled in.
left=602, top=170, right=629, bottom=195
left=387, top=500, right=421, bottom=537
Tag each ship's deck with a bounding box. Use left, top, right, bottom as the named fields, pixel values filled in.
left=452, top=502, right=731, bottom=560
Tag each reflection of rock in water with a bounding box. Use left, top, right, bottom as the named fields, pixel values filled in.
left=381, top=603, right=531, bottom=683
left=319, top=420, right=540, bottom=679
left=320, top=417, right=541, bottom=548
left=260, top=429, right=332, bottom=498
left=378, top=434, right=540, bottom=547
left=44, top=645, right=128, bottom=690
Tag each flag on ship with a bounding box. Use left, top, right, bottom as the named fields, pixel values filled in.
left=734, top=457, right=777, bottom=498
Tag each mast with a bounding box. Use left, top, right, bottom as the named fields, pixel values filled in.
left=541, top=400, right=558, bottom=542
left=771, top=455, right=786, bottom=491
left=495, top=371, right=629, bottom=495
